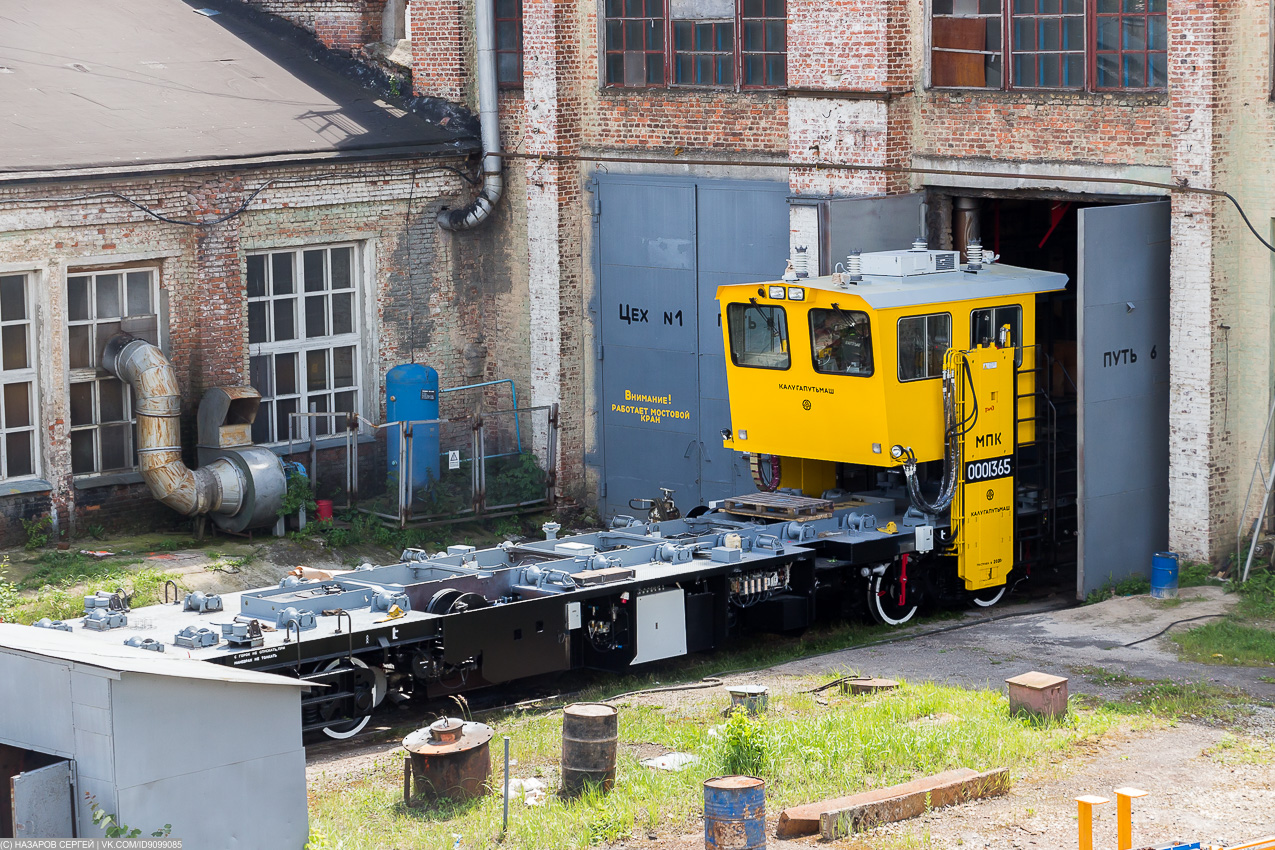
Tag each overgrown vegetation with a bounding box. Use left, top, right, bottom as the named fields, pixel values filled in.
left=0, top=565, right=176, bottom=626
left=21, top=515, right=53, bottom=550
left=1170, top=565, right=1275, bottom=667
left=86, top=795, right=171, bottom=838
left=307, top=680, right=1151, bottom=850
left=1171, top=620, right=1275, bottom=667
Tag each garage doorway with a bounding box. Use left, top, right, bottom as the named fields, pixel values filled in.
left=952, top=195, right=1171, bottom=600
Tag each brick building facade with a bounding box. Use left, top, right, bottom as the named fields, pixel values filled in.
left=0, top=0, right=502, bottom=545
left=4, top=0, right=1269, bottom=577
left=393, top=0, right=1264, bottom=571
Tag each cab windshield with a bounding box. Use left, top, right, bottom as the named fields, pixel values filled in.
left=727, top=303, right=790, bottom=370
left=809, top=308, right=873, bottom=376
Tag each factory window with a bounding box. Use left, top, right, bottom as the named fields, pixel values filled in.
left=970, top=304, right=1023, bottom=366
left=496, top=0, right=523, bottom=87
left=930, top=0, right=1166, bottom=91
left=604, top=0, right=786, bottom=89
left=810, top=308, right=873, bottom=377
left=67, top=269, right=157, bottom=475
left=0, top=275, right=37, bottom=480
left=727, top=303, right=790, bottom=370
left=898, top=313, right=952, bottom=382
left=247, top=245, right=361, bottom=444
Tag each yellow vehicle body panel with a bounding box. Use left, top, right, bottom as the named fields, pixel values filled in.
left=717, top=280, right=1042, bottom=467
left=950, top=345, right=1018, bottom=590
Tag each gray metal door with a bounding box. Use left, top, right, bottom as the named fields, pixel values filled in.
left=1076, top=201, right=1170, bottom=599
left=11, top=761, right=73, bottom=839
left=595, top=176, right=789, bottom=514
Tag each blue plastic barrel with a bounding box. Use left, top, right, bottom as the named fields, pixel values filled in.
left=1151, top=551, right=1180, bottom=599
left=704, top=775, right=765, bottom=849
left=386, top=364, right=440, bottom=493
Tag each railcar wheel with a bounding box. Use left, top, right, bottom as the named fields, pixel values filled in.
left=320, top=657, right=380, bottom=740
left=969, top=584, right=1007, bottom=608
left=750, top=454, right=781, bottom=492
left=867, top=559, right=918, bottom=626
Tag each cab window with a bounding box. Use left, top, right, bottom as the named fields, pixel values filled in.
left=971, top=305, right=1023, bottom=367
left=898, top=313, right=951, bottom=381
left=810, top=308, right=873, bottom=376
left=727, top=303, right=790, bottom=370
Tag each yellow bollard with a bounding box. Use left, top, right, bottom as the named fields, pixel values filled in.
left=1114, top=787, right=1148, bottom=850
left=1076, top=795, right=1110, bottom=850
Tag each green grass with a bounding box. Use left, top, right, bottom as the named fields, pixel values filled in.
left=0, top=566, right=177, bottom=625
left=307, top=680, right=1136, bottom=850
left=1069, top=665, right=1151, bottom=686
left=1168, top=566, right=1275, bottom=668
left=1205, top=733, right=1275, bottom=765
left=1076, top=680, right=1252, bottom=726
left=17, top=550, right=141, bottom=590
left=1170, top=620, right=1275, bottom=667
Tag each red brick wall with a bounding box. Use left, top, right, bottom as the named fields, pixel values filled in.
left=411, top=0, right=469, bottom=101
left=588, top=91, right=787, bottom=154
left=247, top=0, right=387, bottom=50
left=916, top=91, right=1170, bottom=165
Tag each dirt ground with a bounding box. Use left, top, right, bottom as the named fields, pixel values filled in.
left=617, top=589, right=1275, bottom=849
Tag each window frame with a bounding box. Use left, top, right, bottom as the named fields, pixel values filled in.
left=495, top=0, right=524, bottom=88
left=603, top=0, right=787, bottom=91
left=896, top=312, right=952, bottom=383
left=66, top=266, right=159, bottom=478
left=0, top=273, right=39, bottom=481
left=727, top=302, right=791, bottom=371
left=969, top=304, right=1024, bottom=367
left=928, top=0, right=1167, bottom=93
left=246, top=243, right=363, bottom=446
left=809, top=307, right=874, bottom=378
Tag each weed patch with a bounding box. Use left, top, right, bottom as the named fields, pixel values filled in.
left=1081, top=680, right=1251, bottom=726
left=1, top=568, right=176, bottom=625
left=1170, top=620, right=1275, bottom=667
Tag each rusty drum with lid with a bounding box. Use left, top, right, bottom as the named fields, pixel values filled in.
left=403, top=717, right=494, bottom=802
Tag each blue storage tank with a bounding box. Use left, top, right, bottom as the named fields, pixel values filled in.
left=386, top=365, right=440, bottom=494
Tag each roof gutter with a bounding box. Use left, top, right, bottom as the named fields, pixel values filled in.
left=438, top=0, right=503, bottom=231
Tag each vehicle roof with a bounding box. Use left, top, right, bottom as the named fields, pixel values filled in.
left=719, top=262, right=1069, bottom=310
left=0, top=0, right=478, bottom=175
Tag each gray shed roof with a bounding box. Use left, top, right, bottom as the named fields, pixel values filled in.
left=0, top=624, right=312, bottom=688
left=0, top=0, right=478, bottom=174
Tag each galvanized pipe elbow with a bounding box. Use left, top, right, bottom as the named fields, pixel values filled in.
left=103, top=335, right=244, bottom=519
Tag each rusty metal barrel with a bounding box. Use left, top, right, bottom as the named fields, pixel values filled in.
left=704, top=775, right=766, bottom=849
left=402, top=717, right=494, bottom=803
left=560, top=702, right=618, bottom=797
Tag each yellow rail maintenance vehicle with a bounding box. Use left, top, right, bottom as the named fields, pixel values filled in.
left=717, top=244, right=1068, bottom=624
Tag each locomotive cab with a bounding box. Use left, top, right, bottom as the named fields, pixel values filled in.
left=718, top=248, right=1067, bottom=599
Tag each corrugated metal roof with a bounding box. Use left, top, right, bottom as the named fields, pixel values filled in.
left=0, top=0, right=478, bottom=173
left=0, top=624, right=312, bottom=688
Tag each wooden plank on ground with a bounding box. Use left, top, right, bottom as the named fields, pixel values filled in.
left=775, top=767, right=1011, bottom=839
left=817, top=768, right=1011, bottom=840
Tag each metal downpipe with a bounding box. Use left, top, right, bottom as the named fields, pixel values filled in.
left=103, top=335, right=244, bottom=519
left=437, top=0, right=503, bottom=231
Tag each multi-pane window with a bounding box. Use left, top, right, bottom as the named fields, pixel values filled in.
left=495, top=0, right=523, bottom=87
left=1095, top=0, right=1166, bottom=89
left=741, top=0, right=785, bottom=87
left=247, top=245, right=360, bottom=444
left=605, top=0, right=666, bottom=86
left=930, top=0, right=1166, bottom=91
left=67, top=269, right=155, bottom=475
left=604, top=0, right=786, bottom=89
left=898, top=314, right=952, bottom=382
left=0, top=275, right=36, bottom=479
